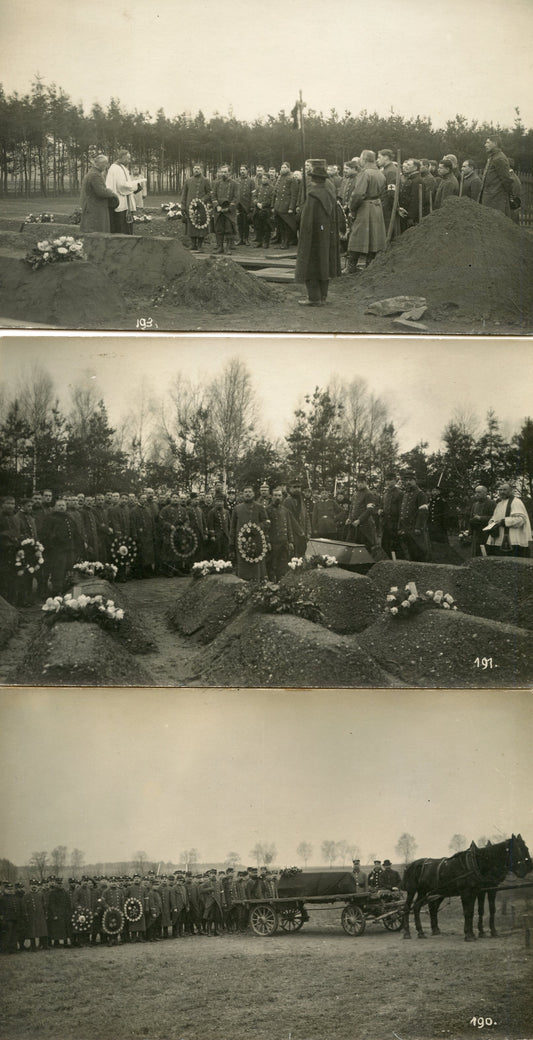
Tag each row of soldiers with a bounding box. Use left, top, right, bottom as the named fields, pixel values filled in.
left=0, top=859, right=403, bottom=954
left=0, top=868, right=279, bottom=952
left=0, top=471, right=437, bottom=603
left=180, top=135, right=522, bottom=259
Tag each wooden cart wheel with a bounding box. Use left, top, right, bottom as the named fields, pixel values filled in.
left=280, top=907, right=305, bottom=932
left=383, top=909, right=404, bottom=931
left=250, top=904, right=279, bottom=936
left=341, top=904, right=366, bottom=936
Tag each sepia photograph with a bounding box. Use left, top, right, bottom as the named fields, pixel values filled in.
left=0, top=334, right=532, bottom=689
left=0, top=686, right=532, bottom=1040
left=0, top=0, right=532, bottom=332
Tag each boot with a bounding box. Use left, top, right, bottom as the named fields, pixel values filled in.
left=214, top=235, right=224, bottom=254
left=344, top=251, right=359, bottom=274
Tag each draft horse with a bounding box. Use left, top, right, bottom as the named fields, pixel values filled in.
left=402, top=834, right=531, bottom=942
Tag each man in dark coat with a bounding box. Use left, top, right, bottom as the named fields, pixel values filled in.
left=253, top=173, right=275, bottom=249
left=295, top=159, right=338, bottom=306
left=377, top=150, right=398, bottom=231
left=381, top=471, right=403, bottom=558
left=181, top=164, right=212, bottom=251
left=398, top=471, right=430, bottom=561
left=273, top=162, right=298, bottom=248
left=0, top=495, right=20, bottom=605
left=346, top=475, right=381, bottom=552
left=80, top=155, right=119, bottom=233
left=47, top=879, right=72, bottom=947
left=266, top=487, right=295, bottom=580
left=211, top=165, right=238, bottom=254
left=434, top=160, right=459, bottom=209
left=229, top=486, right=270, bottom=580
left=479, top=134, right=514, bottom=217
left=460, top=159, right=482, bottom=202
left=235, top=165, right=255, bottom=245
left=398, top=158, right=424, bottom=229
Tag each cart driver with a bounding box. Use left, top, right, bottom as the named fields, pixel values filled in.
left=351, top=858, right=368, bottom=891
left=381, top=859, right=402, bottom=891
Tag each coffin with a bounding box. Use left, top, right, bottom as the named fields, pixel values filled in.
left=306, top=538, right=374, bottom=571
left=277, top=871, right=358, bottom=898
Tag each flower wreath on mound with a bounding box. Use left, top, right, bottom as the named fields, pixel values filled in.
left=384, top=581, right=458, bottom=619
left=288, top=554, right=337, bottom=572
left=170, top=525, right=198, bottom=563
left=279, top=866, right=302, bottom=878
left=73, top=560, right=118, bottom=581
left=237, top=522, right=268, bottom=565
left=191, top=559, right=233, bottom=578
left=189, top=198, right=210, bottom=231
left=71, top=907, right=94, bottom=933
left=124, top=896, right=143, bottom=923
left=109, top=536, right=138, bottom=567
left=102, top=906, right=124, bottom=936
left=15, top=538, right=45, bottom=576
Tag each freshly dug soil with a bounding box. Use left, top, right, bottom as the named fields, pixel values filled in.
left=0, top=595, right=19, bottom=649
left=282, top=567, right=382, bottom=634
left=467, top=556, right=533, bottom=602
left=195, top=611, right=394, bottom=688
left=356, top=609, right=533, bottom=688
left=0, top=250, right=127, bottom=327
left=152, top=254, right=278, bottom=312
left=352, top=196, right=533, bottom=324
left=22, top=620, right=152, bottom=686
left=167, top=573, right=246, bottom=643
left=368, top=559, right=518, bottom=625
left=69, top=577, right=157, bottom=654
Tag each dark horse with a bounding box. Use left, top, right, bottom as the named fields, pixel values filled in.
left=402, top=834, right=531, bottom=941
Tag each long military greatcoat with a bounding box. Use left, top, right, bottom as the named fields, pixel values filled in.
left=295, top=184, right=337, bottom=284
left=23, top=890, right=48, bottom=938
left=348, top=166, right=387, bottom=252
left=230, top=500, right=269, bottom=580
left=480, top=148, right=513, bottom=217
left=80, top=165, right=118, bottom=233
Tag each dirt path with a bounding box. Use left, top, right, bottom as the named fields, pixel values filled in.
left=108, top=577, right=206, bottom=686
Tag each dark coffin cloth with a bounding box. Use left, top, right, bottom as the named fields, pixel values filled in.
left=277, top=871, right=358, bottom=898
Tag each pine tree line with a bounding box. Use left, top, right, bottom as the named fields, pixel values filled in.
left=1, top=77, right=532, bottom=196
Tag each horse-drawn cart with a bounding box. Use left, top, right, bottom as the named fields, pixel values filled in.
left=242, top=871, right=405, bottom=937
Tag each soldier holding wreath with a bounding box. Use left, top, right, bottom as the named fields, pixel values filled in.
left=229, top=485, right=270, bottom=580
left=181, top=164, right=212, bottom=251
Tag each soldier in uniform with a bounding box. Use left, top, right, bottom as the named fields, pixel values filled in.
left=273, top=162, right=298, bottom=248
left=229, top=486, right=270, bottom=581
left=23, top=877, right=48, bottom=952
left=368, top=860, right=385, bottom=890
left=0, top=495, right=21, bottom=605
left=312, top=486, right=343, bottom=539
left=207, top=496, right=230, bottom=559
left=211, top=165, right=238, bottom=255
left=266, top=487, right=295, bottom=580
left=283, top=479, right=310, bottom=556
left=236, top=165, right=255, bottom=245
left=181, top=164, right=212, bottom=251
left=346, top=475, right=381, bottom=552
left=351, top=858, right=368, bottom=891
left=253, top=173, right=275, bottom=249
left=381, top=471, right=403, bottom=559
left=398, top=471, right=430, bottom=561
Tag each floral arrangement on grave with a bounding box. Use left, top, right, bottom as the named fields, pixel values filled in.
left=22, top=212, right=55, bottom=225
left=279, top=866, right=303, bottom=877
left=287, top=554, right=337, bottom=571
left=72, top=561, right=118, bottom=581
left=384, top=581, right=458, bottom=618
left=161, top=201, right=182, bottom=219
left=243, top=580, right=323, bottom=624
left=458, top=530, right=472, bottom=545
left=191, top=559, right=233, bottom=578
left=133, top=213, right=152, bottom=222
left=24, top=235, right=86, bottom=270
left=15, top=538, right=44, bottom=576
left=42, top=593, right=124, bottom=630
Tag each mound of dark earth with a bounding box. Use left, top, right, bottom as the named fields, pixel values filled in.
left=357, top=609, right=533, bottom=687
left=282, top=567, right=382, bottom=634
left=167, top=574, right=246, bottom=643
left=353, top=196, right=533, bottom=324
left=368, top=559, right=519, bottom=626
left=23, top=620, right=152, bottom=686
left=0, top=249, right=127, bottom=327
left=152, top=254, right=277, bottom=312
left=192, top=611, right=394, bottom=688
left=0, top=595, right=19, bottom=649
left=68, top=577, right=157, bottom=654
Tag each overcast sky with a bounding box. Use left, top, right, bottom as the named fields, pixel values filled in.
left=2, top=0, right=532, bottom=131
left=1, top=689, right=531, bottom=868
left=1, top=336, right=531, bottom=455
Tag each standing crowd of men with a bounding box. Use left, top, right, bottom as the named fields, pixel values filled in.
left=0, top=856, right=404, bottom=954
left=2, top=474, right=528, bottom=607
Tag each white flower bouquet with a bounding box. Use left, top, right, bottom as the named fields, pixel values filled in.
left=24, top=235, right=86, bottom=270
left=192, top=559, right=233, bottom=579
left=42, top=593, right=125, bottom=628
